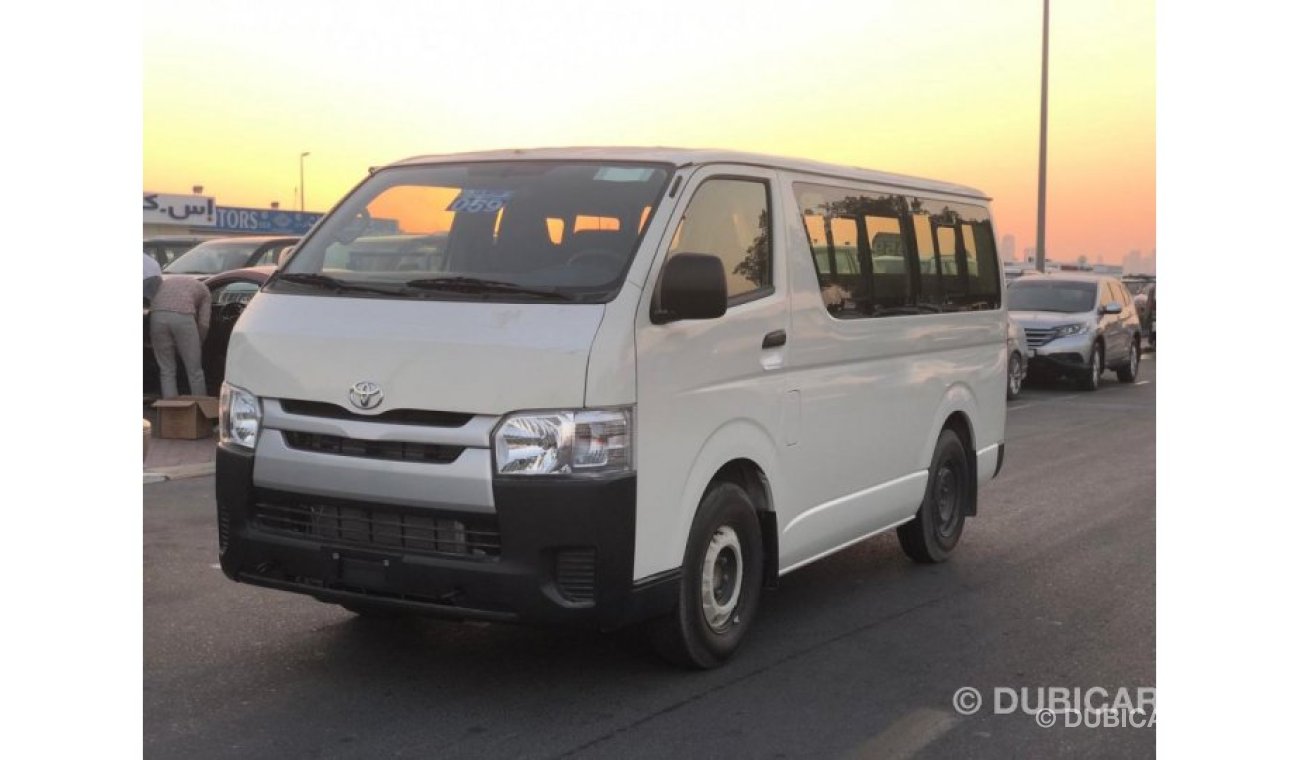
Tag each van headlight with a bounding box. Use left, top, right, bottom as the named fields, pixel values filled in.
left=493, top=408, right=633, bottom=476
left=219, top=383, right=262, bottom=450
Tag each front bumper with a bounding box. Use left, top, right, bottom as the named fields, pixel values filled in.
left=1027, top=332, right=1093, bottom=373
left=215, top=445, right=677, bottom=630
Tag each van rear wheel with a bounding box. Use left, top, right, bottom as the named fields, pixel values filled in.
left=650, top=482, right=763, bottom=669
left=897, top=429, right=969, bottom=563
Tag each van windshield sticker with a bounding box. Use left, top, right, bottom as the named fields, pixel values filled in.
left=594, top=167, right=656, bottom=182
left=446, top=189, right=513, bottom=213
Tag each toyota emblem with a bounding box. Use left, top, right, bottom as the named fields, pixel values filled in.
left=348, top=381, right=384, bottom=410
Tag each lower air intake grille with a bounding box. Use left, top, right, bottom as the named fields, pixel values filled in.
left=281, top=430, right=464, bottom=464
left=217, top=502, right=230, bottom=555
left=251, top=492, right=500, bottom=559
left=554, top=548, right=597, bottom=604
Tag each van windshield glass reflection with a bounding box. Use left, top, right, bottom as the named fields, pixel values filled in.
left=271, top=162, right=672, bottom=303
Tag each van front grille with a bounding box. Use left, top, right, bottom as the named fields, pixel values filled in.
left=279, top=399, right=473, bottom=427
left=281, top=430, right=464, bottom=464
left=251, top=491, right=500, bottom=559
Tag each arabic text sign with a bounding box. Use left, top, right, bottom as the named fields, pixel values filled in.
left=144, top=193, right=216, bottom=227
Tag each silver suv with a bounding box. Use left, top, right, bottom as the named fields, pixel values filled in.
left=1007, top=273, right=1142, bottom=391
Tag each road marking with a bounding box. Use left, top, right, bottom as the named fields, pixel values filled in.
left=849, top=708, right=960, bottom=760
left=1135, top=380, right=1150, bottom=386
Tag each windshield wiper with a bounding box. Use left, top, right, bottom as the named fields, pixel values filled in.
left=274, top=272, right=406, bottom=296
left=403, top=276, right=574, bottom=301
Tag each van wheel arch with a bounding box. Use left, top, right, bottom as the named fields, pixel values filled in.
left=939, top=412, right=978, bottom=517
left=711, top=459, right=779, bottom=590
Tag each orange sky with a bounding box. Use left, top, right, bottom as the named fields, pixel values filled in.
left=143, top=0, right=1153, bottom=265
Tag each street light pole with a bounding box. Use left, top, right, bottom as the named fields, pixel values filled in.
left=299, top=151, right=311, bottom=212
left=1035, top=0, right=1050, bottom=273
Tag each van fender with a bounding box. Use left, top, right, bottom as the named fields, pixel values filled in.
left=917, top=382, right=980, bottom=472
left=665, top=419, right=783, bottom=571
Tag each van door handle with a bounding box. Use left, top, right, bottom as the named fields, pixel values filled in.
left=762, top=330, right=787, bottom=349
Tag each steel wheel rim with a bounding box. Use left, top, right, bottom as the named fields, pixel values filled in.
left=1009, top=355, right=1023, bottom=394
left=701, top=525, right=743, bottom=633
left=1130, top=344, right=1138, bottom=375
left=1092, top=349, right=1101, bottom=385
left=935, top=461, right=963, bottom=538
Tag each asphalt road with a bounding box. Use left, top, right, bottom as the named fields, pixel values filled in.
left=144, top=355, right=1156, bottom=759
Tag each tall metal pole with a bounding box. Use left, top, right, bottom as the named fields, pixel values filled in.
left=299, top=151, right=311, bottom=212
left=1035, top=0, right=1050, bottom=272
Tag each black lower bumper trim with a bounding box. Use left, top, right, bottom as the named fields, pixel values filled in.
left=216, top=445, right=676, bottom=630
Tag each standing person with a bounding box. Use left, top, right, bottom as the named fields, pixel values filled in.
left=143, top=252, right=162, bottom=305
left=150, top=276, right=211, bottom=397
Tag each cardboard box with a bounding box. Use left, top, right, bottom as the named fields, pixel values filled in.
left=152, top=396, right=220, bottom=440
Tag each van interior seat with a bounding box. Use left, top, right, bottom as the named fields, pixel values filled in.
left=563, top=229, right=631, bottom=262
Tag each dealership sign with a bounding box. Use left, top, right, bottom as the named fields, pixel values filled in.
left=213, top=206, right=324, bottom=235
left=144, top=193, right=216, bottom=227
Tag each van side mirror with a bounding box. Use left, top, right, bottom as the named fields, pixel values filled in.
left=1101, top=302, right=1123, bottom=315
left=652, top=253, right=728, bottom=324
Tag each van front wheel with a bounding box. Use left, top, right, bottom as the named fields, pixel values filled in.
left=650, top=482, right=764, bottom=669
left=897, top=429, right=969, bottom=563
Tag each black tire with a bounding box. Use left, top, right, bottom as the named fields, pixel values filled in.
left=650, top=482, right=764, bottom=669
left=897, top=429, right=970, bottom=563
left=1006, top=352, right=1024, bottom=399
left=1076, top=343, right=1103, bottom=391
left=1117, top=337, right=1140, bottom=383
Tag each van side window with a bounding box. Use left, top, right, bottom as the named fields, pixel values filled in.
left=795, top=183, right=913, bottom=317
left=668, top=178, right=771, bottom=302
left=909, top=199, right=1001, bottom=311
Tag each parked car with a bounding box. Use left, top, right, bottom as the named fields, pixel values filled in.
left=144, top=235, right=219, bottom=268
left=1006, top=319, right=1029, bottom=399
left=162, top=236, right=298, bottom=279
left=1134, top=283, right=1156, bottom=350
left=144, top=266, right=274, bottom=396
left=1008, top=273, right=1142, bottom=390
left=1121, top=274, right=1155, bottom=297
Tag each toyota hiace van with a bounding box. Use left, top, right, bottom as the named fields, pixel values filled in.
left=215, top=148, right=1007, bottom=667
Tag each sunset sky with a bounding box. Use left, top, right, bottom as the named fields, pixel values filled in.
left=143, top=0, right=1154, bottom=265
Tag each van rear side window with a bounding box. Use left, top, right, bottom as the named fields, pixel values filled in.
left=795, top=184, right=914, bottom=317
left=797, top=183, right=1003, bottom=316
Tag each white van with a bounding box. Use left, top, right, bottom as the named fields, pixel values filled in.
left=216, top=148, right=1007, bottom=668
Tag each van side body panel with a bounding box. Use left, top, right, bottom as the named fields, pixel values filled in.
left=771, top=171, right=1006, bottom=572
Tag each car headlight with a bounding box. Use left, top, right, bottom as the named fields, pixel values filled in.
left=494, top=408, right=633, bottom=476
left=219, top=382, right=262, bottom=450
left=1052, top=323, right=1088, bottom=339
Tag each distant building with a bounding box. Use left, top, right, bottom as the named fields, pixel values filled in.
left=1122, top=248, right=1157, bottom=276
left=1000, top=234, right=1017, bottom=261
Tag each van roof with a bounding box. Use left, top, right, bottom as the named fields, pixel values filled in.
left=388, top=147, right=990, bottom=202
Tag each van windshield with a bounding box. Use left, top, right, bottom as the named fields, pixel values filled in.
left=271, top=161, right=673, bottom=303
left=1007, top=280, right=1098, bottom=313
